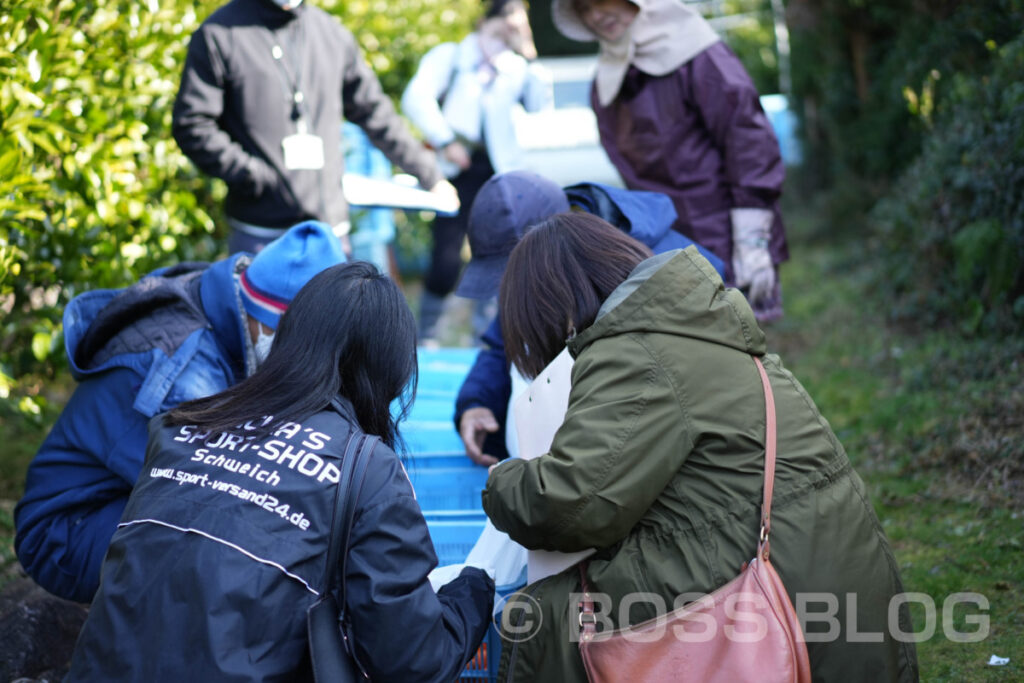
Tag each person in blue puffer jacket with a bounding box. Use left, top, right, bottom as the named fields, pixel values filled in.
left=66, top=261, right=494, bottom=682
left=14, top=221, right=345, bottom=604
left=451, top=170, right=726, bottom=465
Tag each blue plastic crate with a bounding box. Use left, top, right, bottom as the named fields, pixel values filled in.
left=461, top=624, right=502, bottom=680
left=400, top=421, right=466, bottom=455
left=416, top=347, right=481, bottom=396
left=423, top=510, right=488, bottom=567
left=423, top=512, right=521, bottom=681
left=399, top=348, right=507, bottom=681
left=406, top=454, right=488, bottom=513
left=403, top=396, right=460, bottom=422
left=421, top=512, right=505, bottom=679
left=421, top=509, right=508, bottom=681
left=396, top=348, right=480, bottom=456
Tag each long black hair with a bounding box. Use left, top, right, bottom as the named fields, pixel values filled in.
left=166, top=261, right=417, bottom=450
left=499, top=212, right=652, bottom=379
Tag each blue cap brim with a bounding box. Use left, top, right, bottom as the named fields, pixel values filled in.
left=455, top=253, right=509, bottom=300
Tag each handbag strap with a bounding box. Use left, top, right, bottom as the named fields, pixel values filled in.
left=322, top=431, right=379, bottom=603
left=752, top=355, right=777, bottom=561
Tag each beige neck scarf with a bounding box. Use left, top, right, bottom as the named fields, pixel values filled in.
left=554, top=0, right=721, bottom=106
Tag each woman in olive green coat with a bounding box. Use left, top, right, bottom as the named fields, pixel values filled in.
left=482, top=213, right=918, bottom=682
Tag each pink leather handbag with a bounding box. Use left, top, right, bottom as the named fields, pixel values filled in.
left=577, top=356, right=812, bottom=683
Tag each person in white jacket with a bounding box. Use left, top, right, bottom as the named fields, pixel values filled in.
left=402, top=0, right=551, bottom=343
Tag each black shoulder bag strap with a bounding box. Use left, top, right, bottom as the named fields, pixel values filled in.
left=307, top=430, right=380, bottom=682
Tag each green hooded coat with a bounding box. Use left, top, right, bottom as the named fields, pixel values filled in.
left=483, top=248, right=919, bottom=682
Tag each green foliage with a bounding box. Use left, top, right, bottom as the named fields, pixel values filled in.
left=0, top=0, right=226, bottom=416
left=869, top=34, right=1024, bottom=335
left=329, top=0, right=479, bottom=100
left=778, top=197, right=1024, bottom=509
left=711, top=0, right=782, bottom=97
left=789, top=0, right=1024, bottom=185
left=0, top=0, right=473, bottom=417
left=786, top=0, right=1024, bottom=335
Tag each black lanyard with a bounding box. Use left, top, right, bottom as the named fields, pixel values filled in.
left=265, top=19, right=307, bottom=126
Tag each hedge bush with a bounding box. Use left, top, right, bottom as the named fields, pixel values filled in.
left=789, top=0, right=1024, bottom=186
left=785, top=0, right=1024, bottom=335
left=0, top=0, right=476, bottom=417
left=870, top=34, right=1024, bottom=335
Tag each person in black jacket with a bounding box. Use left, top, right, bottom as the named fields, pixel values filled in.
left=66, top=261, right=495, bottom=682
left=173, top=0, right=459, bottom=254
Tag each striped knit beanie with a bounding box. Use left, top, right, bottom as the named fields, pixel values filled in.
left=239, top=220, right=346, bottom=329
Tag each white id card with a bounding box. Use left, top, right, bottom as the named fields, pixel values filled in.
left=282, top=133, right=325, bottom=170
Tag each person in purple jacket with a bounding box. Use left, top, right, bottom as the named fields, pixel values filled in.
left=552, top=0, right=788, bottom=321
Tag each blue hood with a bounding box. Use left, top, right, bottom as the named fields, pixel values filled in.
left=64, top=254, right=249, bottom=380
left=564, top=182, right=726, bottom=276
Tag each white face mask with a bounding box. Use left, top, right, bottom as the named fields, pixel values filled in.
left=254, top=327, right=275, bottom=365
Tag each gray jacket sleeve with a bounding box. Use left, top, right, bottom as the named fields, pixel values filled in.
left=171, top=25, right=278, bottom=196
left=338, top=28, right=443, bottom=190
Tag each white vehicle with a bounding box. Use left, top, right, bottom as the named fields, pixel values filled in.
left=512, top=55, right=624, bottom=188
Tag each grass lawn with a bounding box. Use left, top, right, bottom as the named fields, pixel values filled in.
left=0, top=192, right=1020, bottom=679
left=769, top=202, right=1023, bottom=681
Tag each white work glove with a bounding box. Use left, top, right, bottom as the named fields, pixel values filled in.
left=730, top=208, right=776, bottom=305
left=428, top=179, right=461, bottom=215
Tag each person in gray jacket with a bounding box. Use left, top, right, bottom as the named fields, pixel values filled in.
left=173, top=0, right=458, bottom=253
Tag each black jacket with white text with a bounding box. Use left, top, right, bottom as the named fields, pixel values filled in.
left=67, top=398, right=493, bottom=682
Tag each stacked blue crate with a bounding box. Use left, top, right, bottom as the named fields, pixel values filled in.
left=402, top=347, right=489, bottom=563
left=400, top=347, right=502, bottom=681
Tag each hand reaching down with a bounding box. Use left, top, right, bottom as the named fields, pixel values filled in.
left=459, top=407, right=499, bottom=467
